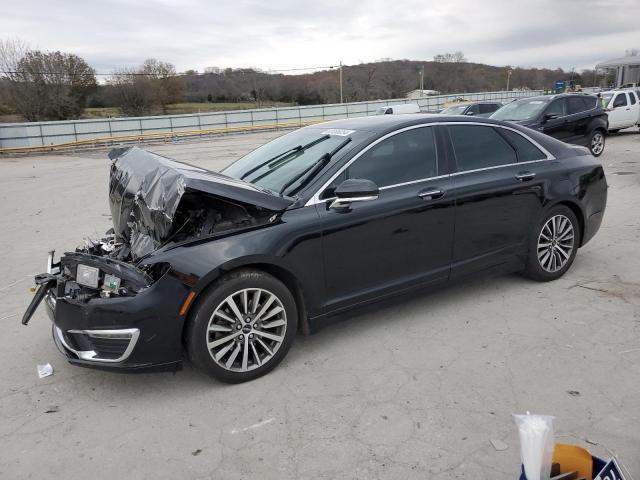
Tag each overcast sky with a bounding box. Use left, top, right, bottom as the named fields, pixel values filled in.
left=1, top=0, right=638, bottom=74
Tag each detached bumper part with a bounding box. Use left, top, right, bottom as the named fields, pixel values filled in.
left=54, top=326, right=139, bottom=363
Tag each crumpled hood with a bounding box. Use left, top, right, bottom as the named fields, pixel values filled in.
left=108, top=146, right=293, bottom=259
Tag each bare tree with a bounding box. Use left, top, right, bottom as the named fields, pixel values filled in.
left=109, top=59, right=183, bottom=116
left=1, top=40, right=96, bottom=121
left=108, top=68, right=155, bottom=116
left=433, top=51, right=467, bottom=63
left=141, top=58, right=184, bottom=113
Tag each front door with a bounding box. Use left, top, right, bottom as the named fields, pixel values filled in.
left=540, top=98, right=573, bottom=141
left=608, top=93, right=634, bottom=129
left=316, top=125, right=455, bottom=312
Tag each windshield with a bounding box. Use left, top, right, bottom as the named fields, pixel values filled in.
left=441, top=105, right=468, bottom=115
left=491, top=99, right=548, bottom=122
left=222, top=128, right=364, bottom=196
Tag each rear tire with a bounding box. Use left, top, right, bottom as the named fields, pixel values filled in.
left=523, top=206, right=581, bottom=282
left=187, top=269, right=298, bottom=383
left=588, top=130, right=605, bottom=156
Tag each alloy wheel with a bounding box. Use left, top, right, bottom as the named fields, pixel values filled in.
left=537, top=214, right=575, bottom=273
left=206, top=288, right=287, bottom=372
left=591, top=132, right=604, bottom=155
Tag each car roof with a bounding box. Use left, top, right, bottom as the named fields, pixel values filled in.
left=305, top=114, right=521, bottom=134
left=513, top=93, right=598, bottom=103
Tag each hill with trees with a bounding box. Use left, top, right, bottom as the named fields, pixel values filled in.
left=1, top=39, right=613, bottom=121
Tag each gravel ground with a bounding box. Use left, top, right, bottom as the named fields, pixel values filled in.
left=0, top=128, right=639, bottom=479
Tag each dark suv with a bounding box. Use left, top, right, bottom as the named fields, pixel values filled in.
left=440, top=101, right=503, bottom=117
left=491, top=94, right=608, bottom=156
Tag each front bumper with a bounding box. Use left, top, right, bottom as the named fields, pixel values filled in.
left=35, top=260, right=192, bottom=373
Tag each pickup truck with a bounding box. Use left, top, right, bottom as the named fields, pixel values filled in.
left=601, top=89, right=640, bottom=132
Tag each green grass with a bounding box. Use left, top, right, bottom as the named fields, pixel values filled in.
left=0, top=101, right=296, bottom=123
left=81, top=101, right=294, bottom=119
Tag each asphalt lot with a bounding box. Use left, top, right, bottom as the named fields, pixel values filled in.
left=1, top=128, right=639, bottom=479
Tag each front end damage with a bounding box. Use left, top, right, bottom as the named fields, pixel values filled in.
left=22, top=147, right=291, bottom=371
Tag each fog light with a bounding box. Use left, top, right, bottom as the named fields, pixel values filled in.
left=76, top=264, right=99, bottom=288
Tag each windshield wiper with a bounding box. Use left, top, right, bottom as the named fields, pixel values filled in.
left=239, top=134, right=330, bottom=181
left=279, top=137, right=352, bottom=196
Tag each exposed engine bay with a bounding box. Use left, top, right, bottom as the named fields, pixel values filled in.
left=22, top=147, right=291, bottom=321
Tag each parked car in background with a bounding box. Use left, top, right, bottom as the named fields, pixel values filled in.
left=600, top=90, right=640, bottom=133
left=375, top=103, right=421, bottom=115
left=491, top=93, right=608, bottom=156
left=23, top=115, right=608, bottom=383
left=440, top=101, right=503, bottom=117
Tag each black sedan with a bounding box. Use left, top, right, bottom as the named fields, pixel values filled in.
left=23, top=115, right=608, bottom=383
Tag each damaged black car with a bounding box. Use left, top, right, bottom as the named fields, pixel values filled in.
left=23, top=115, right=607, bottom=383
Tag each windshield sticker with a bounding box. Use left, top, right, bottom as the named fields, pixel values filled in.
left=321, top=129, right=355, bottom=137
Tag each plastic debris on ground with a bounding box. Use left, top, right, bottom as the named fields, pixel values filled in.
left=37, top=363, right=53, bottom=378
left=514, top=413, right=555, bottom=480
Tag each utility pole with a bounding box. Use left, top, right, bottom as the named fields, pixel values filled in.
left=419, top=66, right=424, bottom=93
left=506, top=68, right=513, bottom=91
left=339, top=61, right=343, bottom=103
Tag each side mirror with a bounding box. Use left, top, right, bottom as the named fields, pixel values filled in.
left=329, top=178, right=379, bottom=210
left=542, top=113, right=558, bottom=123
left=465, top=110, right=475, bottom=115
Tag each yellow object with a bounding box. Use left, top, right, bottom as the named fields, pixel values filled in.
left=553, top=443, right=593, bottom=479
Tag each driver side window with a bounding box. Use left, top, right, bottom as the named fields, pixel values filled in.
left=346, top=127, right=437, bottom=188
left=613, top=94, right=628, bottom=108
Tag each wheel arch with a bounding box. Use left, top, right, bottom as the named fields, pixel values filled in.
left=181, top=260, right=310, bottom=344
left=548, top=200, right=586, bottom=247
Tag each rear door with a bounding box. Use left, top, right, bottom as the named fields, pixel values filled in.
left=566, top=96, right=592, bottom=143
left=316, top=125, right=455, bottom=311
left=444, top=124, right=548, bottom=279
left=628, top=91, right=640, bottom=124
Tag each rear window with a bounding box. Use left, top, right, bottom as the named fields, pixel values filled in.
left=630, top=92, right=637, bottom=105
left=583, top=96, right=597, bottom=109
left=449, top=125, right=517, bottom=171
left=499, top=129, right=546, bottom=162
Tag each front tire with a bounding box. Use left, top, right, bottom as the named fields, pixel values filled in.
left=187, top=269, right=298, bottom=383
left=523, top=206, right=581, bottom=282
left=588, top=129, right=605, bottom=156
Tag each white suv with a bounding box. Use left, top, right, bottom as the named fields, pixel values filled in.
left=601, top=90, right=640, bottom=132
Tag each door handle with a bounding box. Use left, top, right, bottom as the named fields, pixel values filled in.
left=418, top=189, right=444, bottom=200
left=515, top=171, right=536, bottom=182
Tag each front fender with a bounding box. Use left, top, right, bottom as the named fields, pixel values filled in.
left=140, top=206, right=325, bottom=317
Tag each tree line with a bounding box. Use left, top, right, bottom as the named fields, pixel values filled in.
left=0, top=39, right=615, bottom=122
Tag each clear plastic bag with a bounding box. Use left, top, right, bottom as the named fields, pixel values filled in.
left=514, top=413, right=555, bottom=480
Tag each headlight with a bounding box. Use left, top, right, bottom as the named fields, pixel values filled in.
left=76, top=264, right=100, bottom=288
